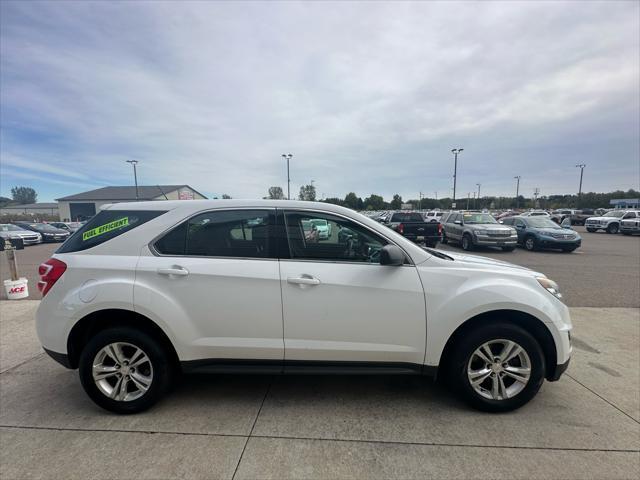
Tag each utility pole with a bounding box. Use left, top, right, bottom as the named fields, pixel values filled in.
left=451, top=148, right=463, bottom=206
left=476, top=183, right=481, bottom=209
left=282, top=154, right=292, bottom=200
left=126, top=160, right=139, bottom=200
left=575, top=164, right=586, bottom=208
left=514, top=176, right=521, bottom=209
left=467, top=192, right=471, bottom=210
left=419, top=191, right=423, bottom=211
left=534, top=188, right=540, bottom=208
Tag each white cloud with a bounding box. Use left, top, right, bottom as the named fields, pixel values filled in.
left=0, top=0, right=638, bottom=201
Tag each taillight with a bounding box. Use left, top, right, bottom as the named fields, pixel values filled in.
left=438, top=223, right=443, bottom=235
left=397, top=223, right=404, bottom=234
left=38, top=258, right=67, bottom=296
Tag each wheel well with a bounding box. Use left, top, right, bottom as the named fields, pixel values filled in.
left=438, top=310, right=558, bottom=381
left=66, top=309, right=179, bottom=369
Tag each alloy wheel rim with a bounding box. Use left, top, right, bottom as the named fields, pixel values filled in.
left=467, top=339, right=531, bottom=401
left=92, top=342, right=153, bottom=402
left=526, top=238, right=534, bottom=250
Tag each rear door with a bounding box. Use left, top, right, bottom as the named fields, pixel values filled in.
left=279, top=210, right=426, bottom=368
left=135, top=209, right=284, bottom=362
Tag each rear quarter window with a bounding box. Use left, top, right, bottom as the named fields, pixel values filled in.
left=57, top=210, right=166, bottom=253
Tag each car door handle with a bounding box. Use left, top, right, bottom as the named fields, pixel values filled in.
left=157, top=267, right=189, bottom=277
left=287, top=276, right=321, bottom=286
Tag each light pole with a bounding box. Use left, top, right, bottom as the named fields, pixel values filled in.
left=282, top=154, right=292, bottom=200
left=467, top=192, right=471, bottom=209
left=514, top=176, right=521, bottom=209
left=451, top=148, right=463, bottom=205
left=476, top=183, right=481, bottom=209
left=575, top=164, right=586, bottom=207
left=126, top=160, right=139, bottom=200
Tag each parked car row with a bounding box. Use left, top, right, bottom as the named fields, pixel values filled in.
left=584, top=209, right=640, bottom=235
left=0, top=221, right=83, bottom=246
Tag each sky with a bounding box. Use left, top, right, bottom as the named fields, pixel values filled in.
left=1, top=0, right=639, bottom=202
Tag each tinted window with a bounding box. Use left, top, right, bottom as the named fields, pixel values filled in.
left=155, top=209, right=273, bottom=258
left=284, top=211, right=387, bottom=263
left=58, top=210, right=165, bottom=253
left=501, top=217, right=514, bottom=225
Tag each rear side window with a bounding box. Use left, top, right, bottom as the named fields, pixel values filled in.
left=57, top=210, right=166, bottom=253
left=390, top=213, right=423, bottom=222
left=154, top=209, right=274, bottom=258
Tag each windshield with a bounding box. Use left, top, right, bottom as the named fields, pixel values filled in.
left=526, top=217, right=560, bottom=228
left=29, top=223, right=60, bottom=231
left=603, top=210, right=626, bottom=218
left=463, top=213, right=497, bottom=224
left=0, top=224, right=24, bottom=232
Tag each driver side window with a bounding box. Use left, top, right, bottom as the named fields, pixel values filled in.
left=283, top=211, right=387, bottom=263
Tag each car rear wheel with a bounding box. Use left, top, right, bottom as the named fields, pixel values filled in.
left=606, top=223, right=619, bottom=234
left=79, top=327, right=172, bottom=414
left=462, top=234, right=473, bottom=251
left=524, top=236, right=538, bottom=251
left=450, top=323, right=545, bottom=412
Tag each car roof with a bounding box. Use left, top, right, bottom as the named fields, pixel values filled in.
left=104, top=199, right=355, bottom=214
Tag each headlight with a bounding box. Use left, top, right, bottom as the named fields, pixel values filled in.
left=537, top=277, right=563, bottom=300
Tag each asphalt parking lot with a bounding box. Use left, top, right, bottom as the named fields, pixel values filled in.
left=2, top=226, right=638, bottom=306
left=0, top=301, right=638, bottom=479
left=1, top=224, right=639, bottom=479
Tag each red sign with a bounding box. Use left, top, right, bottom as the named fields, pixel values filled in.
left=9, top=286, right=25, bottom=294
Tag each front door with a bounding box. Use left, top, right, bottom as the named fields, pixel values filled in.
left=279, top=210, right=426, bottom=368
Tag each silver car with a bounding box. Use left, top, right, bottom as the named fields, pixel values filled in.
left=0, top=223, right=42, bottom=245
left=442, top=212, right=517, bottom=251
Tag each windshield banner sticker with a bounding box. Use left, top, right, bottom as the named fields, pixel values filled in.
left=82, top=217, right=129, bottom=241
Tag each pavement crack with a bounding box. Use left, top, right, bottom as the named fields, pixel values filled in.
left=231, top=376, right=273, bottom=480
left=567, top=373, right=639, bottom=425
left=0, top=352, right=45, bottom=375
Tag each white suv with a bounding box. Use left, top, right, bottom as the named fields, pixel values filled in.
left=585, top=209, right=639, bottom=234
left=36, top=200, right=572, bottom=414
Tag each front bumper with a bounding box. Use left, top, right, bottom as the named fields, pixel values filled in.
left=473, top=237, right=518, bottom=247
left=537, top=237, right=581, bottom=249
left=548, top=358, right=570, bottom=381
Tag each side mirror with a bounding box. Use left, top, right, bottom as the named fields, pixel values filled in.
left=454, top=220, right=462, bottom=225
left=380, top=244, right=405, bottom=266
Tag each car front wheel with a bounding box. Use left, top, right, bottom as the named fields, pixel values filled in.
left=606, top=223, right=619, bottom=234
left=79, top=327, right=172, bottom=414
left=451, top=323, right=545, bottom=412
left=462, top=234, right=473, bottom=251
left=524, top=236, right=538, bottom=251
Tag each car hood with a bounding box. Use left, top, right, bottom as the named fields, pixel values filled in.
left=0, top=230, right=38, bottom=237
left=467, top=224, right=514, bottom=232
left=586, top=216, right=617, bottom=221
left=431, top=250, right=542, bottom=276
left=531, top=227, right=572, bottom=235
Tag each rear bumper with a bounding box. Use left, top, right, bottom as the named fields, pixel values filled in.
left=43, top=347, right=73, bottom=369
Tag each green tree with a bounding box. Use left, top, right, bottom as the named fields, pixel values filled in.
left=390, top=194, right=403, bottom=210
left=298, top=184, right=317, bottom=201
left=343, top=192, right=362, bottom=210
left=363, top=194, right=386, bottom=210
left=11, top=186, right=37, bottom=204
left=268, top=186, right=285, bottom=199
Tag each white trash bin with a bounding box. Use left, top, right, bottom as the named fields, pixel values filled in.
left=4, top=278, right=29, bottom=300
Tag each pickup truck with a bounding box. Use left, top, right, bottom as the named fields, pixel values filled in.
left=384, top=211, right=441, bottom=247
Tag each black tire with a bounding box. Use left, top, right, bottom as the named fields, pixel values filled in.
left=79, top=327, right=172, bottom=414
left=586, top=228, right=596, bottom=233
left=524, top=235, right=538, bottom=251
left=426, top=242, right=437, bottom=248
left=462, top=233, right=474, bottom=251
left=449, top=323, right=546, bottom=412
left=501, top=247, right=515, bottom=252
left=606, top=223, right=619, bottom=234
